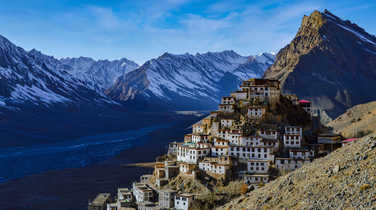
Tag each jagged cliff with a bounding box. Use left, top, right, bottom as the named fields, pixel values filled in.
left=264, top=10, right=376, bottom=118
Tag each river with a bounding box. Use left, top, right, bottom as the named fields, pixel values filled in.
left=0, top=124, right=169, bottom=183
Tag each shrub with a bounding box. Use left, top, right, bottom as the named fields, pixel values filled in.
left=360, top=184, right=371, bottom=191
left=355, top=130, right=372, bottom=138
left=240, top=183, right=249, bottom=194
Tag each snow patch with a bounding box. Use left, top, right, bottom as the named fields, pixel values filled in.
left=141, top=50, right=273, bottom=102
left=336, top=23, right=376, bottom=46
left=11, top=84, right=70, bottom=104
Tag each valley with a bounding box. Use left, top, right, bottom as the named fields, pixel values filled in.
left=0, top=111, right=202, bottom=210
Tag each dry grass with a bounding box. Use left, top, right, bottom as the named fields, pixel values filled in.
left=328, top=101, right=376, bottom=138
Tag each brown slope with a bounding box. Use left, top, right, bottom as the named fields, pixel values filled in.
left=217, top=134, right=376, bottom=210
left=264, top=9, right=376, bottom=118
left=328, top=101, right=376, bottom=138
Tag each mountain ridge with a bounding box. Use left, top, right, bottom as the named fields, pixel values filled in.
left=0, top=33, right=275, bottom=112
left=106, top=50, right=275, bottom=110
left=0, top=34, right=119, bottom=111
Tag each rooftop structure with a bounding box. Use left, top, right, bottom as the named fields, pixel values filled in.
left=132, top=183, right=155, bottom=203
left=88, top=193, right=111, bottom=210
left=175, top=194, right=195, bottom=210
left=158, top=188, right=177, bottom=209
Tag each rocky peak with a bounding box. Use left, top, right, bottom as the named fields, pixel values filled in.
left=0, top=35, right=14, bottom=50
left=0, top=35, right=23, bottom=64
left=300, top=10, right=326, bottom=34
left=264, top=10, right=376, bottom=118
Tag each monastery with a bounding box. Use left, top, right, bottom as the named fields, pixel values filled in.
left=89, top=78, right=341, bottom=210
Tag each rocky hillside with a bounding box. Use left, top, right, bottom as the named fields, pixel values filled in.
left=217, top=134, right=376, bottom=209
left=264, top=9, right=376, bottom=118
left=328, top=101, right=376, bottom=138
left=106, top=51, right=275, bottom=110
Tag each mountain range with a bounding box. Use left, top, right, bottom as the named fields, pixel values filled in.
left=1, top=9, right=375, bottom=117
left=0, top=36, right=117, bottom=111
left=59, top=56, right=139, bottom=91
left=0, top=34, right=274, bottom=112
left=106, top=51, right=275, bottom=110
left=264, top=9, right=376, bottom=118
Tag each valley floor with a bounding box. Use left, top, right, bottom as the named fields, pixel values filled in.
left=0, top=111, right=202, bottom=210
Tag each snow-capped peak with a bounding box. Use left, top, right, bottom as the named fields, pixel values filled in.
left=0, top=34, right=139, bottom=110
left=106, top=50, right=276, bottom=109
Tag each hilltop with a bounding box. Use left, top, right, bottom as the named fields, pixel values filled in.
left=217, top=134, right=376, bottom=209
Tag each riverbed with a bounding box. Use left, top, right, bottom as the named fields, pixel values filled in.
left=0, top=125, right=169, bottom=183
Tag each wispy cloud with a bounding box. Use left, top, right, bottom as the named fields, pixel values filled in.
left=1, top=0, right=375, bottom=64
left=87, top=6, right=120, bottom=30
left=181, top=14, right=231, bottom=32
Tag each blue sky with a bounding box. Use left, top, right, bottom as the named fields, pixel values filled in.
left=0, top=0, right=375, bottom=64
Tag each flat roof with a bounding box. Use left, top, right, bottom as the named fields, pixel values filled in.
left=275, top=157, right=311, bottom=161
left=118, top=188, right=131, bottom=193
left=317, top=139, right=342, bottom=144
left=289, top=148, right=311, bottom=152
left=91, top=193, right=111, bottom=205
left=243, top=174, right=270, bottom=177
left=248, top=159, right=269, bottom=162
left=342, top=138, right=358, bottom=143
left=213, top=146, right=229, bottom=149
left=299, top=99, right=311, bottom=103
left=158, top=188, right=177, bottom=193
left=176, top=193, right=194, bottom=198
